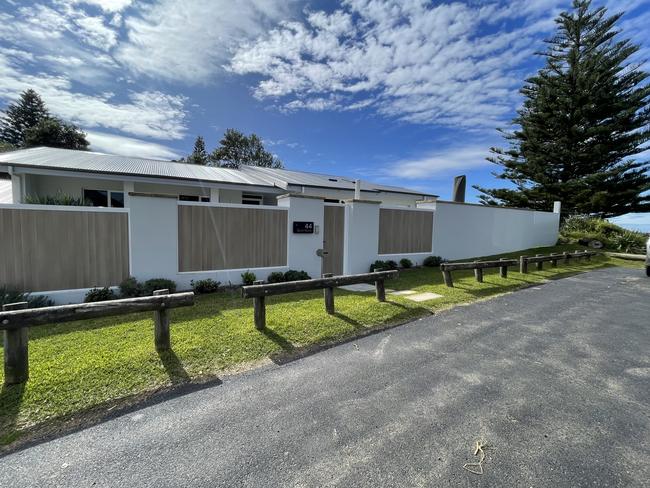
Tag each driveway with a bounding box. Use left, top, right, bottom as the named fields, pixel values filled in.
left=2, top=267, right=649, bottom=487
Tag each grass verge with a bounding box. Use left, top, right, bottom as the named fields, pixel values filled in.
left=0, top=244, right=641, bottom=448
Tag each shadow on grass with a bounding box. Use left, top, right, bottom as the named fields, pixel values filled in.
left=0, top=383, right=25, bottom=446
left=261, top=327, right=295, bottom=352
left=269, top=305, right=430, bottom=366
left=158, top=349, right=191, bottom=385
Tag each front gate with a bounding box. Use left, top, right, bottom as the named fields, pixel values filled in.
left=322, top=205, right=344, bottom=275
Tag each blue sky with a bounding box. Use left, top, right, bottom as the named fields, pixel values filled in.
left=0, top=0, right=649, bottom=230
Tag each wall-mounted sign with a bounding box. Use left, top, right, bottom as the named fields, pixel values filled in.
left=293, top=221, right=314, bottom=234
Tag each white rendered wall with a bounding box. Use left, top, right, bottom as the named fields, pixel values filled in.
left=343, top=200, right=380, bottom=275
left=431, top=201, right=560, bottom=260
left=278, top=195, right=325, bottom=279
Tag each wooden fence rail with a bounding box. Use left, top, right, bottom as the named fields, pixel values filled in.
left=1, top=290, right=195, bottom=386
left=241, top=270, right=399, bottom=330
left=519, top=250, right=596, bottom=273
left=439, top=259, right=517, bottom=287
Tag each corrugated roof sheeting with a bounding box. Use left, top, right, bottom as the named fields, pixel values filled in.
left=0, top=147, right=434, bottom=197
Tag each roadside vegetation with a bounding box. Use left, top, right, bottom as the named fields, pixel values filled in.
left=0, top=244, right=642, bottom=447
left=559, top=215, right=647, bottom=253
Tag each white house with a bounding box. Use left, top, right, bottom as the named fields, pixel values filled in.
left=0, top=147, right=436, bottom=208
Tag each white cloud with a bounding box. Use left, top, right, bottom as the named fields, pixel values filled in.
left=86, top=130, right=181, bottom=159
left=0, top=51, right=188, bottom=140
left=65, top=0, right=134, bottom=13
left=384, top=145, right=493, bottom=179
left=115, top=0, right=300, bottom=83
left=229, top=0, right=571, bottom=129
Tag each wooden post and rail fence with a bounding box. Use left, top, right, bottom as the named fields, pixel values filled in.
left=440, top=259, right=517, bottom=287
left=1, top=290, right=194, bottom=386
left=440, top=250, right=598, bottom=287
left=242, top=270, right=398, bottom=330
left=519, top=250, right=595, bottom=274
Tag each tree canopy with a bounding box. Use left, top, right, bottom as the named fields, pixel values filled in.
left=0, top=89, right=89, bottom=151
left=186, top=135, right=209, bottom=165
left=184, top=129, right=283, bottom=169
left=475, top=0, right=650, bottom=218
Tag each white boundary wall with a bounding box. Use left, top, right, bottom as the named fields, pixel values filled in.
left=4, top=195, right=560, bottom=304
left=431, top=201, right=560, bottom=260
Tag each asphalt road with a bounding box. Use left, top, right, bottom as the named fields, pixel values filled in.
left=2, top=267, right=649, bottom=487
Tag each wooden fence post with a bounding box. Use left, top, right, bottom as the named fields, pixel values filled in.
left=550, top=253, right=559, bottom=267
left=3, top=302, right=29, bottom=386
left=375, top=279, right=386, bottom=302
left=473, top=261, right=483, bottom=283
left=563, top=251, right=570, bottom=264
left=536, top=254, right=543, bottom=271
left=322, top=273, right=335, bottom=315
left=153, top=289, right=170, bottom=352
left=520, top=255, right=528, bottom=274
left=442, top=268, right=453, bottom=287
left=499, top=258, right=508, bottom=278
left=585, top=252, right=591, bottom=262
left=252, top=280, right=266, bottom=330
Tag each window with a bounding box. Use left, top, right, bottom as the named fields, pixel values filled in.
left=83, top=189, right=124, bottom=208
left=324, top=198, right=342, bottom=204
left=179, top=195, right=210, bottom=202
left=179, top=195, right=199, bottom=202
left=110, top=192, right=124, bottom=208
left=84, top=189, right=108, bottom=207
left=242, top=194, right=262, bottom=205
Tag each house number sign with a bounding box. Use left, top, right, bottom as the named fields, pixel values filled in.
left=293, top=221, right=314, bottom=234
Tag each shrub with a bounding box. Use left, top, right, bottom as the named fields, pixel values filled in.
left=84, top=287, right=116, bottom=303
left=283, top=269, right=311, bottom=281
left=370, top=260, right=388, bottom=272
left=0, top=286, right=53, bottom=309
left=611, top=230, right=645, bottom=253
left=191, top=278, right=220, bottom=294
left=241, top=271, right=256, bottom=286
left=423, top=255, right=443, bottom=267
left=119, top=276, right=143, bottom=298
left=560, top=215, right=646, bottom=251
left=24, top=191, right=88, bottom=206
left=267, top=271, right=285, bottom=283
left=400, top=258, right=413, bottom=269
left=385, top=260, right=398, bottom=270
left=142, top=278, right=177, bottom=295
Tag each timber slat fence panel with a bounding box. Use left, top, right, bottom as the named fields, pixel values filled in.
left=378, top=209, right=433, bottom=254
left=178, top=205, right=288, bottom=272
left=0, top=208, right=129, bottom=291
left=242, top=270, right=398, bottom=330
left=0, top=291, right=195, bottom=386
left=440, top=259, right=517, bottom=287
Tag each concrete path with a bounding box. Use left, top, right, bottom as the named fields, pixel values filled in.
left=2, top=267, right=649, bottom=487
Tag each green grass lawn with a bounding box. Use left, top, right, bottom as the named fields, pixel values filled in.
left=0, top=244, right=641, bottom=446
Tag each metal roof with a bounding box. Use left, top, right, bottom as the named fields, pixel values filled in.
left=0, top=147, right=435, bottom=197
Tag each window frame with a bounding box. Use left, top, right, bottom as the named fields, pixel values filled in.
left=82, top=189, right=125, bottom=208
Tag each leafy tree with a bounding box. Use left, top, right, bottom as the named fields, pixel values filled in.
left=0, top=89, right=90, bottom=150
left=0, top=141, right=16, bottom=153
left=24, top=118, right=89, bottom=150
left=210, top=129, right=283, bottom=169
left=0, top=89, right=49, bottom=146
left=186, top=135, right=209, bottom=165
left=475, top=0, right=650, bottom=218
